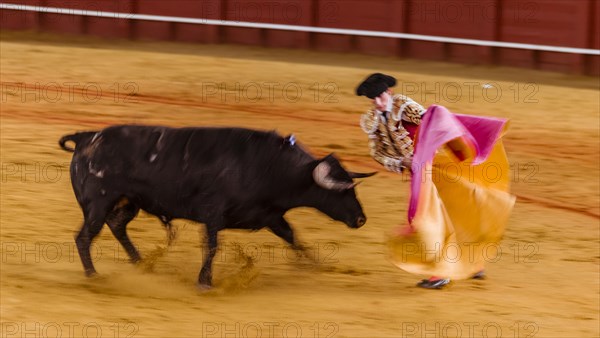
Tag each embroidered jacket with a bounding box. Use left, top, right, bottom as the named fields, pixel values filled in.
left=360, top=94, right=426, bottom=173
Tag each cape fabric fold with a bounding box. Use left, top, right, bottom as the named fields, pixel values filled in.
left=388, top=105, right=516, bottom=279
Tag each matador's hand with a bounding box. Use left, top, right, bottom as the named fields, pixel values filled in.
left=401, top=157, right=413, bottom=171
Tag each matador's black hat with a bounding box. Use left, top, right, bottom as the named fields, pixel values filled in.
left=356, top=73, right=397, bottom=99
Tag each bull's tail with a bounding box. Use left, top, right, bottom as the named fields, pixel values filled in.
left=59, top=131, right=98, bottom=152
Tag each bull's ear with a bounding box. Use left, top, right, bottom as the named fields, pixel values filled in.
left=348, top=171, right=378, bottom=179
left=322, top=153, right=338, bottom=164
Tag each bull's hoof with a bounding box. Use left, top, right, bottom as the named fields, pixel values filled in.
left=291, top=245, right=319, bottom=265
left=196, top=283, right=212, bottom=292
left=84, top=270, right=97, bottom=278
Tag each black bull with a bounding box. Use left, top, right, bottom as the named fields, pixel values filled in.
left=59, top=125, right=375, bottom=287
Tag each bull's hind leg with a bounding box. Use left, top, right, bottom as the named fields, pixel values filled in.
left=75, top=208, right=108, bottom=277
left=106, top=199, right=141, bottom=264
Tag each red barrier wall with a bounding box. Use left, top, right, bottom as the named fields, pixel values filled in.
left=1, top=0, right=598, bottom=75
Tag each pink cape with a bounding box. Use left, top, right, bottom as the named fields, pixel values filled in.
left=409, top=105, right=510, bottom=222
left=388, top=105, right=516, bottom=279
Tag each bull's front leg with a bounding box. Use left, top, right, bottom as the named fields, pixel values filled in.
left=267, top=217, right=301, bottom=250
left=269, top=219, right=318, bottom=264
left=268, top=218, right=318, bottom=264
left=198, top=226, right=219, bottom=289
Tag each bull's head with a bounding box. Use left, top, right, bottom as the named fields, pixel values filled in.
left=310, top=154, right=376, bottom=228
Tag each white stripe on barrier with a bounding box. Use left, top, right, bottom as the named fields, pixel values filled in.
left=1, top=3, right=599, bottom=55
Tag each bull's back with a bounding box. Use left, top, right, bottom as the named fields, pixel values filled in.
left=91, top=125, right=309, bottom=196
left=99, top=125, right=285, bottom=169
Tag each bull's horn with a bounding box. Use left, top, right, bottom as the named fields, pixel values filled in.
left=313, top=161, right=354, bottom=191
left=348, top=171, right=378, bottom=179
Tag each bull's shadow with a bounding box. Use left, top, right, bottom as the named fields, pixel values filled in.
left=59, top=124, right=375, bottom=289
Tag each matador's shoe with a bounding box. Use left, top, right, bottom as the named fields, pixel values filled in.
left=471, top=270, right=486, bottom=280
left=417, top=277, right=450, bottom=289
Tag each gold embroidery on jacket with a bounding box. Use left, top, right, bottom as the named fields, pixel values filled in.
left=360, top=95, right=425, bottom=172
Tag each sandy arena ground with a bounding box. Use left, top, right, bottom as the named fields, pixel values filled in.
left=1, top=32, right=599, bottom=337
